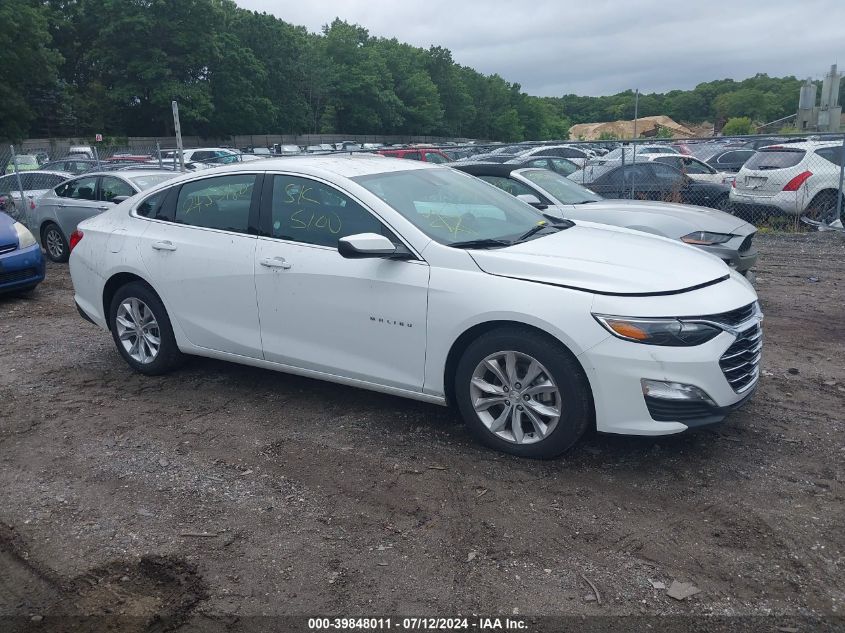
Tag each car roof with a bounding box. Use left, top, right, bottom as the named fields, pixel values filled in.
left=451, top=163, right=528, bottom=177
left=158, top=154, right=437, bottom=182
left=82, top=170, right=177, bottom=178
left=756, top=140, right=841, bottom=151
left=2, top=170, right=72, bottom=178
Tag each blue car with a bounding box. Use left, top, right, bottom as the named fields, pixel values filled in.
left=0, top=211, right=45, bottom=294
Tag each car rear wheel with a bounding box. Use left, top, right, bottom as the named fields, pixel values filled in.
left=804, top=190, right=842, bottom=223
left=108, top=282, right=185, bottom=375
left=42, top=223, right=69, bottom=263
left=455, top=328, right=591, bottom=458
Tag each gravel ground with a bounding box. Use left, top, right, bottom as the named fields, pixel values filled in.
left=0, top=232, right=843, bottom=632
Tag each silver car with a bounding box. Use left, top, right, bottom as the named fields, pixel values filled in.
left=454, top=163, right=758, bottom=275
left=34, top=170, right=177, bottom=262
left=0, top=171, right=72, bottom=222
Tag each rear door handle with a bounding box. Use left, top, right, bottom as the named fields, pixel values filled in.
left=260, top=256, right=291, bottom=269
left=152, top=240, right=177, bottom=251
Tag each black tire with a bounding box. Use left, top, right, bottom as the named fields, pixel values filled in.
left=804, top=190, right=840, bottom=222
left=41, top=223, right=69, bottom=263
left=108, top=281, right=185, bottom=375
left=454, top=327, right=591, bottom=458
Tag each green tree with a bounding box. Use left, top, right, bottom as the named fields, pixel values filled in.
left=721, top=117, right=754, bottom=136
left=0, top=0, right=62, bottom=139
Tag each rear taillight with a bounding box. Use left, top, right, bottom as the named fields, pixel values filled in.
left=783, top=170, right=812, bottom=191
left=731, top=179, right=736, bottom=188
left=69, top=230, right=83, bottom=252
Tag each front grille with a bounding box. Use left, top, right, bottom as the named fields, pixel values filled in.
left=738, top=234, right=754, bottom=253
left=703, top=302, right=757, bottom=328
left=720, top=323, right=762, bottom=393
left=0, top=268, right=37, bottom=284
left=0, top=243, right=17, bottom=255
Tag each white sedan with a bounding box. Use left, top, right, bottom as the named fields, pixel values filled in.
left=69, top=156, right=762, bottom=458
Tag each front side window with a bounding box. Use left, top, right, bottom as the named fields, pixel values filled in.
left=354, top=168, right=548, bottom=245
left=520, top=169, right=602, bottom=204
left=100, top=176, right=135, bottom=202
left=719, top=150, right=756, bottom=165
left=269, top=175, right=388, bottom=248
left=682, top=158, right=713, bottom=174
left=424, top=152, right=449, bottom=164
left=56, top=176, right=98, bottom=200
left=174, top=174, right=256, bottom=234
left=403, top=152, right=422, bottom=161
left=550, top=158, right=577, bottom=176
left=478, top=175, right=538, bottom=198
left=650, top=163, right=684, bottom=185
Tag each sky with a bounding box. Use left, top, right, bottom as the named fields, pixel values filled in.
left=235, top=0, right=843, bottom=97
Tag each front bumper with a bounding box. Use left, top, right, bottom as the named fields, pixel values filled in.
left=702, top=242, right=758, bottom=275
left=580, top=310, right=761, bottom=436
left=0, top=242, right=45, bottom=293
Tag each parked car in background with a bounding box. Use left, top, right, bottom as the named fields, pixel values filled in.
left=0, top=171, right=73, bottom=221
left=69, top=155, right=761, bottom=458
left=0, top=210, right=45, bottom=295
left=454, top=163, right=757, bottom=274
left=272, top=144, right=303, bottom=156
left=569, top=162, right=731, bottom=210
left=34, top=170, right=178, bottom=262
left=593, top=145, right=681, bottom=166
left=692, top=147, right=757, bottom=173
left=158, top=148, right=241, bottom=169
left=377, top=148, right=451, bottom=163
left=2, top=154, right=41, bottom=175
left=515, top=145, right=593, bottom=167
left=640, top=153, right=735, bottom=184
left=730, top=141, right=845, bottom=221
left=504, top=155, right=579, bottom=176
left=67, top=146, right=95, bottom=158
left=40, top=157, right=101, bottom=175
left=334, top=141, right=362, bottom=151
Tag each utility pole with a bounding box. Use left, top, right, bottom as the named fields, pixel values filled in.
left=631, top=88, right=640, bottom=199
left=172, top=100, right=185, bottom=172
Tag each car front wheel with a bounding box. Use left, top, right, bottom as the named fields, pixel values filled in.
left=108, top=282, right=185, bottom=375
left=455, top=328, right=591, bottom=458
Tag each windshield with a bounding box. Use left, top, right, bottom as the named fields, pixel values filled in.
left=521, top=169, right=602, bottom=203
left=129, top=174, right=176, bottom=190
left=353, top=167, right=549, bottom=246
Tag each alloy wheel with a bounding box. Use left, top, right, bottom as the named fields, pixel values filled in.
left=469, top=351, right=562, bottom=444
left=115, top=298, right=161, bottom=364
left=45, top=228, right=64, bottom=260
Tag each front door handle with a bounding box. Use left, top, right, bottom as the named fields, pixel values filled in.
left=152, top=240, right=177, bottom=251
left=97, top=205, right=109, bottom=211
left=260, top=256, right=291, bottom=269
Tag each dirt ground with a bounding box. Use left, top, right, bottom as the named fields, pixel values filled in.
left=1, top=232, right=843, bottom=632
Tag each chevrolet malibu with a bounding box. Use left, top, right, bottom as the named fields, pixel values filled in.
left=69, top=156, right=762, bottom=458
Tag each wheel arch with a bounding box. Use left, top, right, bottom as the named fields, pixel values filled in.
left=102, top=272, right=159, bottom=331
left=442, top=320, right=595, bottom=425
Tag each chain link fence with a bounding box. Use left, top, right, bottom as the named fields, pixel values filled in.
left=2, top=133, right=844, bottom=234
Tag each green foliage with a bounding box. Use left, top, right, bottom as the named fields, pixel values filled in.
left=779, top=125, right=799, bottom=134
left=0, top=0, right=62, bottom=140
left=3, top=3, right=815, bottom=141
left=721, top=117, right=754, bottom=136
left=654, top=127, right=674, bottom=138
left=597, top=131, right=618, bottom=140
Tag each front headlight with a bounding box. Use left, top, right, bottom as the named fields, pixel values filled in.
left=13, top=222, right=36, bottom=249
left=681, top=231, right=733, bottom=245
left=593, top=314, right=722, bottom=346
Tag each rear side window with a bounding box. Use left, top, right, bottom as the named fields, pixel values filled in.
left=424, top=151, right=449, bottom=164
left=744, top=149, right=805, bottom=170
left=174, top=174, right=257, bottom=234
left=100, top=176, right=135, bottom=202
left=136, top=190, right=169, bottom=219
left=718, top=150, right=756, bottom=166
left=403, top=152, right=422, bottom=161
left=816, top=147, right=844, bottom=167
left=56, top=176, right=98, bottom=199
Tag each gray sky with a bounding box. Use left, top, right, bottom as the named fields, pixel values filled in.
left=236, top=0, right=843, bottom=97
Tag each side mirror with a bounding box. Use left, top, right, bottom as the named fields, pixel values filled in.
left=111, top=195, right=130, bottom=204
left=516, top=193, right=547, bottom=209
left=338, top=233, right=398, bottom=259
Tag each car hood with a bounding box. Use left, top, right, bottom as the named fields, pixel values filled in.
left=468, top=222, right=730, bottom=296
left=0, top=211, right=17, bottom=245
left=563, top=200, right=753, bottom=235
